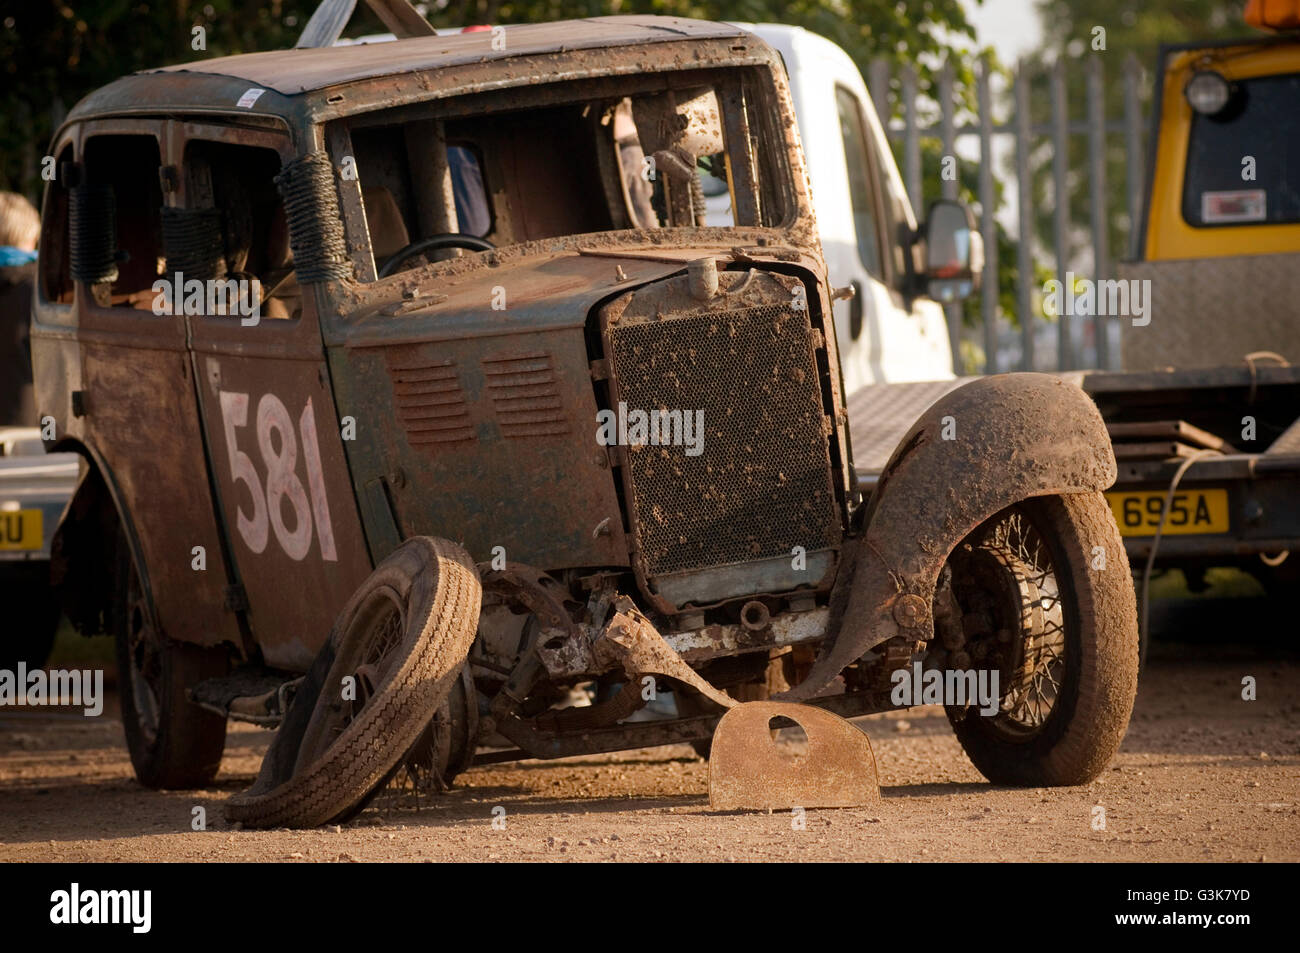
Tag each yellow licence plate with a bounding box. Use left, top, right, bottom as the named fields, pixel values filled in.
left=0, top=508, right=43, bottom=550
left=1105, top=489, right=1230, bottom=537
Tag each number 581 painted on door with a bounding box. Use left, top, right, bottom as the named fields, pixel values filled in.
left=218, top=391, right=338, bottom=562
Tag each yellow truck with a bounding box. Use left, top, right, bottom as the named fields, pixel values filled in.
left=1098, top=0, right=1300, bottom=655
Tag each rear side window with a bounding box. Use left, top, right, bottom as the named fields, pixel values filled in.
left=447, top=144, right=491, bottom=238
left=835, top=86, right=884, bottom=278
left=80, top=134, right=164, bottom=307
left=1183, top=72, right=1300, bottom=227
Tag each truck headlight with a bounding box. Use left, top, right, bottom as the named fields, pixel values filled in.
left=1185, top=70, right=1232, bottom=116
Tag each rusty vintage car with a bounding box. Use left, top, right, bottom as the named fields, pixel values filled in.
left=32, top=10, right=1139, bottom=823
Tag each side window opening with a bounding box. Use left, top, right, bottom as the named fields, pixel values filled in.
left=39, top=144, right=74, bottom=304
left=445, top=104, right=612, bottom=242
left=835, top=86, right=884, bottom=280
left=174, top=140, right=294, bottom=320
left=79, top=135, right=163, bottom=308
left=350, top=121, right=508, bottom=274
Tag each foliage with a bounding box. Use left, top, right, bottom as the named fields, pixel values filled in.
left=0, top=0, right=980, bottom=197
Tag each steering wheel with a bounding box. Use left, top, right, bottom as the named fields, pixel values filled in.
left=378, top=233, right=496, bottom=278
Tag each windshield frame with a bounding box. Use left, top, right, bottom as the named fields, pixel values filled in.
left=323, top=64, right=805, bottom=285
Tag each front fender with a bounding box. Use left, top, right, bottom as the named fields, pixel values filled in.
left=780, top=373, right=1115, bottom=701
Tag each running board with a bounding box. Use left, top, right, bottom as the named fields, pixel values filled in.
left=189, top=670, right=302, bottom=726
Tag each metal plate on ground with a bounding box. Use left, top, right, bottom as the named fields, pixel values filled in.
left=708, top=701, right=880, bottom=812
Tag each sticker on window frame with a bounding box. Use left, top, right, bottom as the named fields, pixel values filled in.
left=236, top=88, right=267, bottom=109
left=1201, top=189, right=1267, bottom=224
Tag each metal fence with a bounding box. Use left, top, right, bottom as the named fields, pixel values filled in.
left=869, top=54, right=1148, bottom=375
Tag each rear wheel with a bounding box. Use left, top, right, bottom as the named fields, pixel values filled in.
left=943, top=493, right=1138, bottom=786
left=113, top=536, right=228, bottom=789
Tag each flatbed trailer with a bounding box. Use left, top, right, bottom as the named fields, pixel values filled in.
left=1082, top=365, right=1300, bottom=583
left=848, top=366, right=1299, bottom=662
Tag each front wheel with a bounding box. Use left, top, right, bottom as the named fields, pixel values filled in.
left=942, top=493, right=1138, bottom=786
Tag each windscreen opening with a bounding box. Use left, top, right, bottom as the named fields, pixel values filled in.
left=339, top=69, right=794, bottom=280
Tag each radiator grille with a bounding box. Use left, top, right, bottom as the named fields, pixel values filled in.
left=607, top=303, right=839, bottom=578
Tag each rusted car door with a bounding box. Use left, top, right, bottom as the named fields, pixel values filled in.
left=171, top=122, right=372, bottom=671
left=57, top=120, right=240, bottom=650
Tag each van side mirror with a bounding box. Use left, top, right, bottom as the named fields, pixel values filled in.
left=919, top=199, right=982, bottom=303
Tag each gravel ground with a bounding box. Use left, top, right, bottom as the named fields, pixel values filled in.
left=1, top=635, right=1296, bottom=862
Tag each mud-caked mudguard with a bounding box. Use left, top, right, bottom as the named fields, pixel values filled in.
left=779, top=373, right=1116, bottom=701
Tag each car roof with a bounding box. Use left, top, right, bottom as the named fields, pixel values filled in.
left=145, top=16, right=745, bottom=95
left=60, top=15, right=762, bottom=133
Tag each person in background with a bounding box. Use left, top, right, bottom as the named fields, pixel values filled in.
left=0, top=191, right=41, bottom=427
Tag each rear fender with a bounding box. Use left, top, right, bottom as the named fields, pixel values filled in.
left=780, top=373, right=1116, bottom=701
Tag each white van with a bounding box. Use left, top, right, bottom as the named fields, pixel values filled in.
left=716, top=24, right=956, bottom=393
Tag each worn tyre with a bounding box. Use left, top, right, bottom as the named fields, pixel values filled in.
left=224, top=536, right=481, bottom=829
left=113, top=534, right=228, bottom=789
left=944, top=493, right=1138, bottom=786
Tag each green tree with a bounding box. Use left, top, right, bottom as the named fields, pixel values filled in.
left=0, top=0, right=980, bottom=198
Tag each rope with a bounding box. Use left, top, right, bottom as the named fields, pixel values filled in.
left=69, top=185, right=118, bottom=284
left=273, top=151, right=351, bottom=283
left=161, top=207, right=226, bottom=282
left=1243, top=350, right=1289, bottom=405
left=1138, top=448, right=1221, bottom=670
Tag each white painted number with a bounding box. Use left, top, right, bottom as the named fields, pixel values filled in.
left=219, top=391, right=269, bottom=554
left=298, top=399, right=338, bottom=561
left=219, top=391, right=338, bottom=562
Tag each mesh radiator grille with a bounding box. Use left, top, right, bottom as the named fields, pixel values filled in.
left=606, top=303, right=840, bottom=578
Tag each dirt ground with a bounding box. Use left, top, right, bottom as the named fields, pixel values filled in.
left=2, top=599, right=1297, bottom=862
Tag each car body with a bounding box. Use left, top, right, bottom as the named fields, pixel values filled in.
left=33, top=12, right=1134, bottom=793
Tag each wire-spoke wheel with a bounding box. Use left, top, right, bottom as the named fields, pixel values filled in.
left=943, top=493, right=1139, bottom=786
left=113, top=531, right=227, bottom=789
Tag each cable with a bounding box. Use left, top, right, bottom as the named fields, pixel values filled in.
left=1242, top=351, right=1289, bottom=405
left=1138, top=448, right=1221, bottom=671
